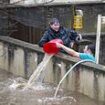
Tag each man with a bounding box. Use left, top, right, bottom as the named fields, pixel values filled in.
left=56, top=43, right=95, bottom=62
left=38, top=18, right=80, bottom=48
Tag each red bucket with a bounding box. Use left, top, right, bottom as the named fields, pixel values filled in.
left=43, top=39, right=63, bottom=54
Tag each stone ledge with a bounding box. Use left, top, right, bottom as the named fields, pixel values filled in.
left=0, top=36, right=105, bottom=73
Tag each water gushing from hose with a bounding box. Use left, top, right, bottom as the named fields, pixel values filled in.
left=54, top=59, right=95, bottom=98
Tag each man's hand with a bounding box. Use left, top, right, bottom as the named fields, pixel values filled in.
left=56, top=43, right=63, bottom=48
left=76, top=34, right=82, bottom=41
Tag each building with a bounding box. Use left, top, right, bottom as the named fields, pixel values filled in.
left=0, top=0, right=105, bottom=64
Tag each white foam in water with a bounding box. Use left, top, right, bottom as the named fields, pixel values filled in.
left=31, top=83, right=51, bottom=91
left=9, top=77, right=27, bottom=90
left=9, top=81, right=26, bottom=90
left=37, top=96, right=77, bottom=105
left=9, top=80, right=19, bottom=90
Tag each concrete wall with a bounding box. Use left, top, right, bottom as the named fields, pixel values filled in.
left=0, top=36, right=105, bottom=101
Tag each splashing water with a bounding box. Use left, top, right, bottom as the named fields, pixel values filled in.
left=0, top=58, right=104, bottom=105
left=24, top=53, right=53, bottom=89
left=38, top=96, right=77, bottom=105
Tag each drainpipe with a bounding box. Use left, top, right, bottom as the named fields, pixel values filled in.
left=95, top=15, right=105, bottom=64
left=95, top=14, right=102, bottom=64
left=68, top=0, right=104, bottom=4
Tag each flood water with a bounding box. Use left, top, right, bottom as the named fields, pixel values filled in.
left=0, top=69, right=104, bottom=105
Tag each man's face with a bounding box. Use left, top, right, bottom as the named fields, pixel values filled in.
left=83, top=45, right=90, bottom=53
left=50, top=22, right=60, bottom=32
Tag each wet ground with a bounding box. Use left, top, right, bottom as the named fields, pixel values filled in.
left=0, top=69, right=104, bottom=105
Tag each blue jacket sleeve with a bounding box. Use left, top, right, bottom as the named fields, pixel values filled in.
left=79, top=53, right=95, bottom=62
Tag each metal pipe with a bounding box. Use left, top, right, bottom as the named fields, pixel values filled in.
left=95, top=14, right=102, bottom=64
left=68, top=0, right=104, bottom=4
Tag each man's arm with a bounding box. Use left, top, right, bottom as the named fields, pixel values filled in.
left=67, top=29, right=82, bottom=41
left=57, top=43, right=80, bottom=58
left=38, top=31, right=49, bottom=47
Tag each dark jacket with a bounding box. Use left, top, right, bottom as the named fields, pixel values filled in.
left=38, top=26, right=73, bottom=47
left=67, top=29, right=78, bottom=42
